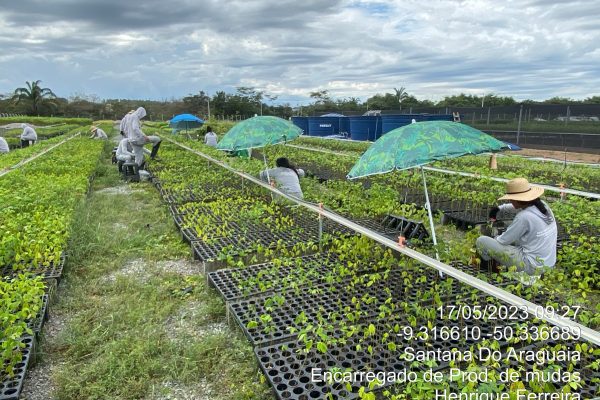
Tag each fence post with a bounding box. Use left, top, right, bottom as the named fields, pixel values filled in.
left=516, top=105, right=523, bottom=145
left=487, top=107, right=491, bottom=125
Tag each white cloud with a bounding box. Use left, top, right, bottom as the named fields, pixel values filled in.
left=0, top=0, right=598, bottom=102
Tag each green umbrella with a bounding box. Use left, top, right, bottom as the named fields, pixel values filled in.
left=217, top=116, right=304, bottom=196
left=348, top=121, right=508, bottom=256
left=217, top=116, right=302, bottom=151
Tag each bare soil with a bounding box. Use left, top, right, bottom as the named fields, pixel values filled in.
left=516, top=148, right=600, bottom=164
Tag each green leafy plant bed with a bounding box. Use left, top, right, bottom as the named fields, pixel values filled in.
left=0, top=336, right=34, bottom=400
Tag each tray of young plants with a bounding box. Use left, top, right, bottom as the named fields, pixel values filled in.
left=228, top=260, right=501, bottom=347
left=0, top=336, right=35, bottom=400
left=208, top=236, right=395, bottom=302
left=0, top=273, right=46, bottom=400
left=253, top=300, right=599, bottom=400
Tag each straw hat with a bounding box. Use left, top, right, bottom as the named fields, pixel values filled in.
left=498, top=178, right=544, bottom=201
left=90, top=126, right=97, bottom=132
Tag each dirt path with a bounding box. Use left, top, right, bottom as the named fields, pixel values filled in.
left=514, top=148, right=600, bottom=164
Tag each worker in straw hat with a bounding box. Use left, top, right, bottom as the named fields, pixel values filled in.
left=476, top=178, right=557, bottom=276
left=89, top=126, right=108, bottom=140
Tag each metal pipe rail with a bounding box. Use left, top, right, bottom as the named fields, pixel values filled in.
left=0, top=132, right=82, bottom=178
left=286, top=143, right=600, bottom=200
left=165, top=137, right=600, bottom=346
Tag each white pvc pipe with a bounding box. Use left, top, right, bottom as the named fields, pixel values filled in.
left=164, top=137, right=600, bottom=346
left=286, top=143, right=600, bottom=200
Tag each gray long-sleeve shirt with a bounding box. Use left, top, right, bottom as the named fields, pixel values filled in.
left=204, top=132, right=218, bottom=147
left=260, top=167, right=305, bottom=198
left=496, top=202, right=557, bottom=268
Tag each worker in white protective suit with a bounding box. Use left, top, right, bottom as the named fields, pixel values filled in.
left=20, top=124, right=37, bottom=148
left=0, top=136, right=9, bottom=153
left=119, top=110, right=134, bottom=137
left=115, top=137, right=135, bottom=162
left=128, top=107, right=161, bottom=168
left=89, top=126, right=108, bottom=140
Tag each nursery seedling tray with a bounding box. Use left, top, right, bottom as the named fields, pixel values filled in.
left=254, top=316, right=522, bottom=400
left=0, top=336, right=34, bottom=400
left=26, top=294, right=49, bottom=335
left=208, top=253, right=342, bottom=302
left=229, top=267, right=473, bottom=347
left=1, top=253, right=66, bottom=281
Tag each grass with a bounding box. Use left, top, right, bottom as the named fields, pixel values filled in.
left=41, top=142, right=273, bottom=399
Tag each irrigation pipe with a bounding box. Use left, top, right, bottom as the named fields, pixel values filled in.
left=0, top=132, right=82, bottom=179
left=165, top=137, right=600, bottom=346
left=422, top=166, right=600, bottom=200
left=286, top=143, right=600, bottom=200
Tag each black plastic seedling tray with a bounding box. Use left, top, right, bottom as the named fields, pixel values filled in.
left=1, top=253, right=66, bottom=281
left=208, top=253, right=342, bottom=302
left=0, top=336, right=34, bottom=400
left=228, top=267, right=474, bottom=347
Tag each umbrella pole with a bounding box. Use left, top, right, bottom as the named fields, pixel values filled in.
left=420, top=167, right=440, bottom=263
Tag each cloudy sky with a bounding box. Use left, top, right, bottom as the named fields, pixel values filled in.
left=1, top=0, right=599, bottom=104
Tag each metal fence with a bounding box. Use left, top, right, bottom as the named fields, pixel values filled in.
left=485, top=130, right=600, bottom=154
left=410, top=104, right=600, bottom=125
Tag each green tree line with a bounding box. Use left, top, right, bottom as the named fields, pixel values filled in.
left=1, top=80, right=599, bottom=119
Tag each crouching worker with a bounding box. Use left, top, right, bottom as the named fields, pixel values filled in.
left=20, top=124, right=37, bottom=148
left=476, top=178, right=557, bottom=276
left=116, top=138, right=135, bottom=162
left=115, top=137, right=135, bottom=173
left=260, top=157, right=305, bottom=199
left=128, top=107, right=161, bottom=169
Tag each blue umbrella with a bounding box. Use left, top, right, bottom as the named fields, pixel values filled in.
left=503, top=141, right=522, bottom=151
left=169, top=114, right=205, bottom=133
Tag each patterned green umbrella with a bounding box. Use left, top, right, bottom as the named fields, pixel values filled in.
left=347, top=121, right=508, bottom=258
left=347, top=121, right=507, bottom=179
left=217, top=116, right=303, bottom=151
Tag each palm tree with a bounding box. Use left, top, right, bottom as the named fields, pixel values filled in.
left=12, top=80, right=57, bottom=115
left=393, top=87, right=409, bottom=112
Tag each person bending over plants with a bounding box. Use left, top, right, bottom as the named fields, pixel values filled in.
left=20, top=123, right=37, bottom=148
left=260, top=157, right=305, bottom=199
left=89, top=126, right=108, bottom=140
left=476, top=177, right=557, bottom=276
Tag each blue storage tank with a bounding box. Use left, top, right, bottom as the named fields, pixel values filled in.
left=422, top=114, right=453, bottom=121
left=339, top=117, right=349, bottom=136
left=307, top=117, right=345, bottom=137
left=291, top=117, right=308, bottom=135
left=348, top=116, right=381, bottom=141
left=381, top=115, right=414, bottom=134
